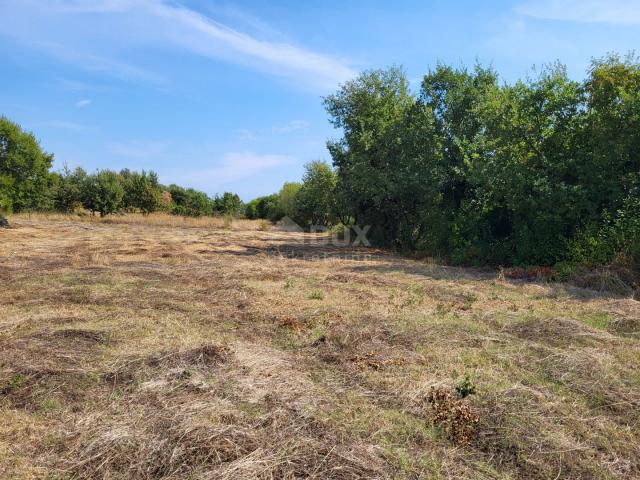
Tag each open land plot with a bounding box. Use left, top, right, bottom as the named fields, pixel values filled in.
left=1, top=215, right=639, bottom=479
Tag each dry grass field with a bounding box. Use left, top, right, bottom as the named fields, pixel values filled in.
left=1, top=214, right=639, bottom=479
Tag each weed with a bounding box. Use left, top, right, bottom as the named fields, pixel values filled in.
left=309, top=290, right=324, bottom=300
left=7, top=373, right=25, bottom=391
left=258, top=220, right=271, bottom=231
left=455, top=375, right=477, bottom=398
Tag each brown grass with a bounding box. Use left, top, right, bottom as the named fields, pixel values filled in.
left=1, top=215, right=639, bottom=479
left=9, top=211, right=264, bottom=230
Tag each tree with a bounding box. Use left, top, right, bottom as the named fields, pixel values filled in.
left=324, top=67, right=421, bottom=245
left=121, top=170, right=161, bottom=214
left=245, top=194, right=280, bottom=221
left=276, top=182, right=301, bottom=220
left=294, top=161, right=337, bottom=227
left=0, top=116, right=54, bottom=212
left=168, top=184, right=212, bottom=217
left=53, top=166, right=87, bottom=213
left=214, top=192, right=244, bottom=216
left=82, top=170, right=124, bottom=217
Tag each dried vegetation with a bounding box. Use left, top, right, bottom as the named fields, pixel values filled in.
left=1, top=214, right=639, bottom=479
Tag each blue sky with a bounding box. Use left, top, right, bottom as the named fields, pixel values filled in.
left=1, top=0, right=639, bottom=200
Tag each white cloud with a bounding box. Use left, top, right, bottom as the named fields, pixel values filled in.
left=37, top=43, right=169, bottom=87
left=75, top=99, right=91, bottom=108
left=166, top=151, right=294, bottom=185
left=108, top=140, right=169, bottom=158
left=517, top=0, right=640, bottom=25
left=237, top=128, right=256, bottom=141
left=273, top=120, right=310, bottom=133
left=43, top=120, right=98, bottom=131
left=0, top=0, right=356, bottom=91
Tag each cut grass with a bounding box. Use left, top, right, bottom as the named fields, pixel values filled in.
left=0, top=214, right=639, bottom=479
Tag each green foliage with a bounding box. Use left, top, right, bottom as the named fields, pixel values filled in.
left=245, top=193, right=280, bottom=221
left=53, top=166, right=87, bottom=213
left=121, top=169, right=161, bottom=214
left=214, top=192, right=244, bottom=216
left=294, top=160, right=337, bottom=227
left=81, top=170, right=125, bottom=217
left=168, top=184, right=212, bottom=217
left=0, top=116, right=247, bottom=220
left=454, top=375, right=476, bottom=399
left=323, top=55, right=640, bottom=267
left=277, top=182, right=301, bottom=219
left=0, top=116, right=54, bottom=212
left=309, top=290, right=324, bottom=300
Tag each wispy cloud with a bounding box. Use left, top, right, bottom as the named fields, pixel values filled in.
left=43, top=120, right=98, bottom=131
left=37, top=42, right=169, bottom=87
left=237, top=129, right=256, bottom=141
left=0, top=0, right=356, bottom=91
left=166, top=151, right=295, bottom=186
left=517, top=0, right=640, bottom=25
left=75, top=99, right=91, bottom=108
left=273, top=120, right=310, bottom=133
left=108, top=140, right=169, bottom=158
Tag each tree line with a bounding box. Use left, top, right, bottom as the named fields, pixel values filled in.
left=248, top=54, right=639, bottom=272
left=2, top=53, right=639, bottom=271
left=0, top=116, right=243, bottom=218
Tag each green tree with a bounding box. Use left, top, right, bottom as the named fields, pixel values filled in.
left=324, top=67, right=421, bottom=245
left=214, top=192, right=244, bottom=216
left=245, top=194, right=280, bottom=221
left=82, top=170, right=124, bottom=217
left=295, top=161, right=337, bottom=227
left=0, top=116, right=54, bottom=212
left=277, top=182, right=301, bottom=219
left=53, top=166, right=87, bottom=213
left=121, top=170, right=161, bottom=214
left=168, top=184, right=212, bottom=217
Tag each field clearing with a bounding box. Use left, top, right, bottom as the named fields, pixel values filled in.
left=1, top=216, right=639, bottom=479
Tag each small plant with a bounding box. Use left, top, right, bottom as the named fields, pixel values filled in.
left=309, top=290, right=324, bottom=300
left=258, top=220, right=271, bottom=231
left=7, top=373, right=25, bottom=390
left=455, top=375, right=476, bottom=398
left=284, top=278, right=295, bottom=289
